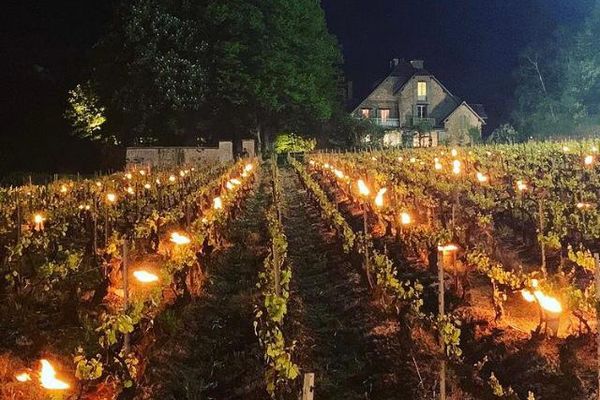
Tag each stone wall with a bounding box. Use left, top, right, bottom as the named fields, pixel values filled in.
left=126, top=141, right=242, bottom=168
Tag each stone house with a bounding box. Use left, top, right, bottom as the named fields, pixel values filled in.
left=351, top=58, right=487, bottom=147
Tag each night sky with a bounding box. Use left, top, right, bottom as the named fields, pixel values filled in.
left=0, top=0, right=594, bottom=171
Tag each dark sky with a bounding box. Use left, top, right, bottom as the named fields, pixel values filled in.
left=0, top=0, right=594, bottom=173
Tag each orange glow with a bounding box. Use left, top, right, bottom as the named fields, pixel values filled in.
left=106, top=193, right=117, bottom=203
left=139, top=170, right=146, bottom=176
left=15, top=372, right=31, bottom=382
left=333, top=169, right=345, bottom=179
left=476, top=172, right=488, bottom=183
left=226, top=181, right=235, bottom=190
left=126, top=186, right=135, bottom=195
left=133, top=270, right=159, bottom=283
left=230, top=178, right=241, bottom=185
left=244, top=163, right=253, bottom=172
left=213, top=196, right=223, bottom=210
left=170, top=232, right=191, bottom=245
left=451, top=148, right=458, bottom=157
left=40, top=359, right=69, bottom=390
left=144, top=183, right=151, bottom=189
left=516, top=180, right=527, bottom=192
left=60, top=185, right=68, bottom=194
left=584, top=155, right=594, bottom=165
left=169, top=175, right=176, bottom=183
left=125, top=173, right=132, bottom=180
left=357, top=179, right=370, bottom=196
left=374, top=188, right=387, bottom=208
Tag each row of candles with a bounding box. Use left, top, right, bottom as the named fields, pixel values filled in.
left=12, top=162, right=255, bottom=392
left=311, top=157, right=564, bottom=317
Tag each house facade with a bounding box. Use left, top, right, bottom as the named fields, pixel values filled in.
left=351, top=59, right=487, bottom=147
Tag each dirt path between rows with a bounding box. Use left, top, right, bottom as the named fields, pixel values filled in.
left=135, top=172, right=268, bottom=400
left=281, top=167, right=418, bottom=400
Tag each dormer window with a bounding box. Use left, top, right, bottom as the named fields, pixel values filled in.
left=417, top=81, right=427, bottom=101
left=361, top=108, right=370, bottom=118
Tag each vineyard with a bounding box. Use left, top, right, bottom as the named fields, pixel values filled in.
left=2, top=141, right=600, bottom=400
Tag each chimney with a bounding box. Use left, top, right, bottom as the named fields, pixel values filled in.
left=390, top=58, right=400, bottom=69
left=410, top=59, right=424, bottom=69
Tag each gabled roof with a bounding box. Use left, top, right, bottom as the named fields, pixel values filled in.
left=351, top=59, right=458, bottom=113
left=351, top=60, right=427, bottom=113
left=442, top=101, right=488, bottom=125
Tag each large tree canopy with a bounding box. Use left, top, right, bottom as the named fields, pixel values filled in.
left=513, top=2, right=600, bottom=138
left=77, top=0, right=342, bottom=148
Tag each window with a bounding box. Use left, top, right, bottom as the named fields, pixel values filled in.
left=416, top=104, right=427, bottom=118
left=361, top=108, right=370, bottom=118
left=380, top=109, right=390, bottom=122
left=417, top=81, right=427, bottom=101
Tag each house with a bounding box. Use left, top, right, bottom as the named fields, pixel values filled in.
left=351, top=58, right=487, bottom=147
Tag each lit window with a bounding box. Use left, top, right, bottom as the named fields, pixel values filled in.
left=417, top=81, right=427, bottom=100
left=380, top=109, right=390, bottom=122
left=361, top=108, right=370, bottom=118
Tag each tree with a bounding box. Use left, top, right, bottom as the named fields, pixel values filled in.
left=513, top=2, right=600, bottom=139
left=87, top=0, right=342, bottom=148
left=488, top=124, right=518, bottom=144
left=273, top=133, right=316, bottom=154
left=65, top=82, right=109, bottom=143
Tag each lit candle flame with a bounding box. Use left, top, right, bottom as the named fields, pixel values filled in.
left=584, top=155, right=594, bottom=165
left=452, top=160, right=461, bottom=175
left=438, top=244, right=459, bottom=252
left=40, top=359, right=69, bottom=390
left=400, top=212, right=412, bottom=225
left=226, top=181, right=235, bottom=190
left=15, top=372, right=31, bottom=382
left=106, top=193, right=117, bottom=203
left=521, top=289, right=562, bottom=313
left=170, top=232, right=191, bottom=245
left=476, top=172, right=488, bottom=182
left=516, top=180, right=527, bottom=192
left=214, top=196, right=223, bottom=210
left=133, top=270, right=159, bottom=283
left=357, top=179, right=370, bottom=196
left=231, top=178, right=241, bottom=185
left=244, top=164, right=253, bottom=172
left=451, top=148, right=458, bottom=157
left=374, top=188, right=387, bottom=208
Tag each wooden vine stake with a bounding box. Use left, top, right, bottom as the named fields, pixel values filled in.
left=123, top=238, right=130, bottom=354
left=301, top=372, right=315, bottom=400
left=595, top=253, right=600, bottom=400
left=438, top=250, right=446, bottom=400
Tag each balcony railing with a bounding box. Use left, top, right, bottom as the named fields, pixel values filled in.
left=356, top=116, right=400, bottom=128
left=372, top=117, right=400, bottom=127
left=408, top=116, right=436, bottom=127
